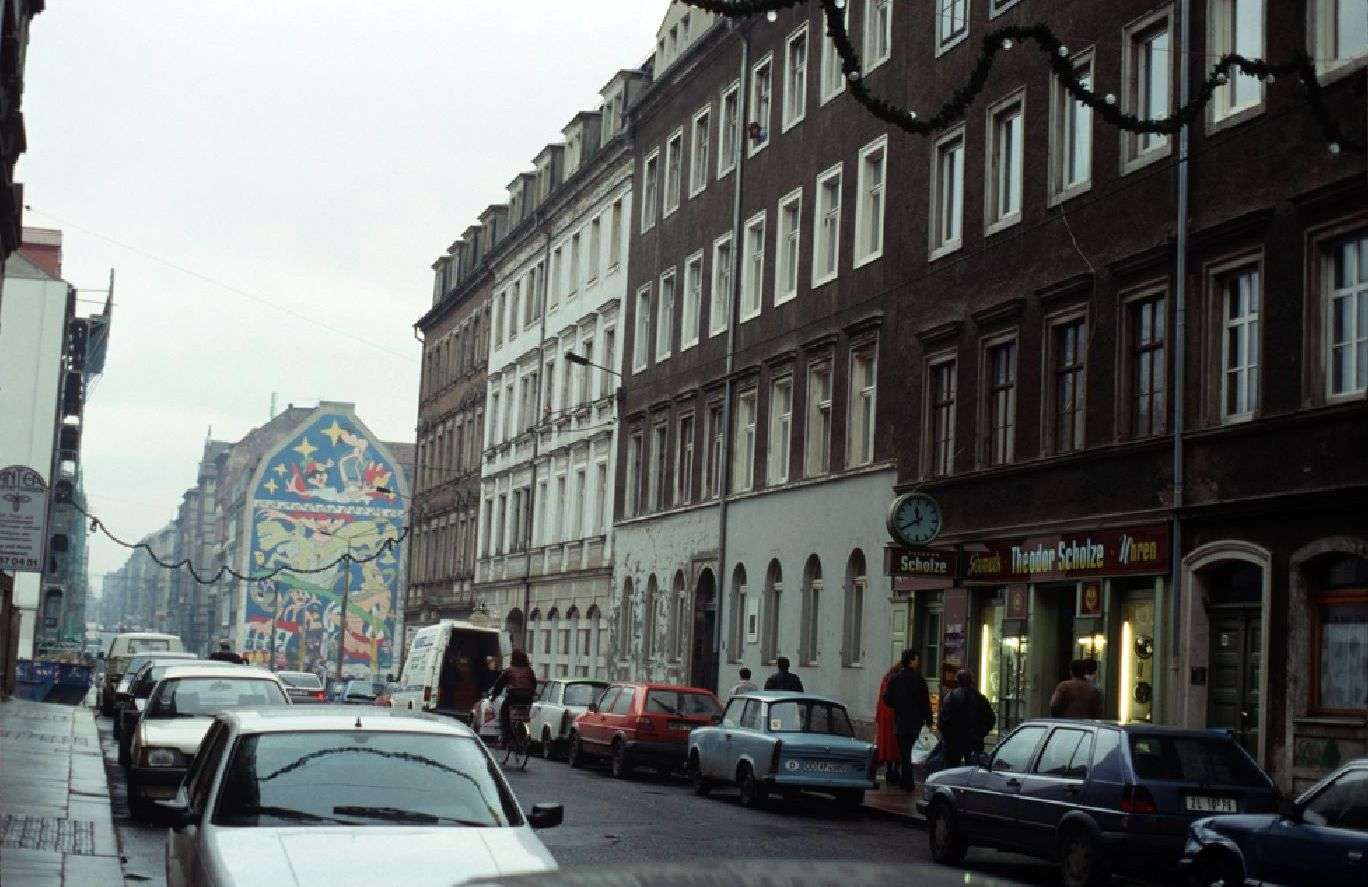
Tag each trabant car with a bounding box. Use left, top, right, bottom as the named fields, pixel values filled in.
left=687, top=691, right=875, bottom=810
left=529, top=679, right=608, bottom=759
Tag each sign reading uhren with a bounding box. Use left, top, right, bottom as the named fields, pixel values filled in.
left=0, top=465, right=50, bottom=573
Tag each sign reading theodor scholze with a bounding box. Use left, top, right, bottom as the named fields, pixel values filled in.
left=0, top=465, right=50, bottom=573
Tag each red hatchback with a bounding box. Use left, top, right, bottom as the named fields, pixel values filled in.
left=568, top=682, right=722, bottom=778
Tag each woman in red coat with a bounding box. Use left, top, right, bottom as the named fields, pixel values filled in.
left=875, top=662, right=902, bottom=785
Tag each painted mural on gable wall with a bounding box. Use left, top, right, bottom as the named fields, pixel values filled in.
left=243, top=412, right=406, bottom=678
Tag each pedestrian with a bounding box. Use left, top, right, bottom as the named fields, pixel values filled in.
left=937, top=669, right=996, bottom=768
left=489, top=649, right=538, bottom=748
left=882, top=649, right=933, bottom=791
left=728, top=667, right=758, bottom=699
left=1050, top=658, right=1104, bottom=719
left=874, top=659, right=903, bottom=786
left=763, top=656, right=804, bottom=692
left=207, top=639, right=245, bottom=664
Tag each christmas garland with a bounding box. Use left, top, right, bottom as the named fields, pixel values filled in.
left=680, top=0, right=1362, bottom=153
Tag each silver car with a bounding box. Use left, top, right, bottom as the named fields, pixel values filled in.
left=159, top=708, right=562, bottom=886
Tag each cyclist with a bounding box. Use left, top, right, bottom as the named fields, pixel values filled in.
left=488, top=649, right=537, bottom=748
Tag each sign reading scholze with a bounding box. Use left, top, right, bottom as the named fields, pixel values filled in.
left=0, top=465, right=49, bottom=573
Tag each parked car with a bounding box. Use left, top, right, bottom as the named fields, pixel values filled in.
left=330, top=679, right=385, bottom=704
left=567, top=682, right=722, bottom=778
left=100, top=632, right=186, bottom=716
left=916, top=721, right=1277, bottom=887
left=391, top=619, right=506, bottom=720
left=529, top=679, right=608, bottom=759
left=110, top=651, right=197, bottom=738
left=687, top=692, right=876, bottom=810
left=276, top=670, right=327, bottom=704
left=159, top=708, right=562, bottom=887
left=1180, top=756, right=1368, bottom=887
left=118, top=659, right=242, bottom=766
left=127, top=665, right=290, bottom=820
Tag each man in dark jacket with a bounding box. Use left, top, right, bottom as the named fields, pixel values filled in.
left=1050, top=659, right=1104, bottom=719
left=207, top=640, right=245, bottom=664
left=764, top=656, right=804, bottom=692
left=938, top=669, right=996, bottom=768
left=882, top=649, right=933, bottom=791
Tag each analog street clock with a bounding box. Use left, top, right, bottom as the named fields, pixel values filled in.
left=887, top=492, right=944, bottom=547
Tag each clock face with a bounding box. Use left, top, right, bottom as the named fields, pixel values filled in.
left=888, top=493, right=943, bottom=547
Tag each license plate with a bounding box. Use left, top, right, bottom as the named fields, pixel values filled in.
left=1184, top=796, right=1237, bottom=813
left=799, top=761, right=847, bottom=773
left=668, top=720, right=694, bottom=732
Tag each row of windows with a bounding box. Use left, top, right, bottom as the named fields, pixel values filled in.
left=421, top=310, right=487, bottom=401
left=617, top=572, right=692, bottom=663
left=416, top=408, right=482, bottom=494
left=522, top=605, right=608, bottom=680
left=622, top=339, right=877, bottom=520
left=409, top=509, right=477, bottom=587
left=480, top=459, right=612, bottom=559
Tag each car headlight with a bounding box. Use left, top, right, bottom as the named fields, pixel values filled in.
left=143, top=747, right=187, bottom=768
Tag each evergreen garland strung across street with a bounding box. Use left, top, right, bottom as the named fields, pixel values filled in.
left=680, top=0, right=1363, bottom=154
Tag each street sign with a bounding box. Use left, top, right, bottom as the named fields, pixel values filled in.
left=0, top=465, right=49, bottom=573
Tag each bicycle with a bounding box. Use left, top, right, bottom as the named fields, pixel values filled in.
left=500, top=703, right=531, bottom=771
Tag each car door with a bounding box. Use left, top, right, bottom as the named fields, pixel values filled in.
left=1260, top=767, right=1368, bottom=887
left=531, top=681, right=560, bottom=740
left=730, top=700, right=764, bottom=779
left=579, top=687, right=617, bottom=750
left=965, top=724, right=1049, bottom=850
left=703, top=698, right=745, bottom=779
left=608, top=687, right=638, bottom=745
left=1017, top=726, right=1094, bottom=855
left=167, top=722, right=231, bottom=887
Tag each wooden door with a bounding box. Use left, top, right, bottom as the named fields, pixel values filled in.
left=1207, top=609, right=1261, bottom=756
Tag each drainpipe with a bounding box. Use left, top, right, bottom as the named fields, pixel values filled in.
left=715, top=26, right=750, bottom=680
left=1169, top=0, right=1192, bottom=721
left=404, top=324, right=424, bottom=669
left=521, top=218, right=554, bottom=652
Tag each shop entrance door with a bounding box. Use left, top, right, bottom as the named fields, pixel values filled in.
left=1207, top=609, right=1261, bottom=756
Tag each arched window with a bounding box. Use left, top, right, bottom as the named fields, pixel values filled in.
left=505, top=608, right=525, bottom=652
left=763, top=559, right=783, bottom=665
left=526, top=608, right=542, bottom=666
left=800, top=555, right=822, bottom=665
left=729, top=563, right=748, bottom=663
left=843, top=549, right=867, bottom=666
left=644, top=575, right=659, bottom=659
left=616, top=581, right=633, bottom=662
left=587, top=604, right=604, bottom=678
left=566, top=606, right=582, bottom=671
left=671, top=570, right=688, bottom=661
left=545, top=607, right=559, bottom=659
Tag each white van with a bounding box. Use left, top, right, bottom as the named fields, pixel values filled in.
left=100, top=632, right=186, bottom=715
left=393, top=620, right=507, bottom=721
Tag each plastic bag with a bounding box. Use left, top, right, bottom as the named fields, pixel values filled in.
left=907, top=726, right=938, bottom=766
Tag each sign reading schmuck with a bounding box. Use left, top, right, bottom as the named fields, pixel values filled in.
left=0, top=465, right=49, bottom=573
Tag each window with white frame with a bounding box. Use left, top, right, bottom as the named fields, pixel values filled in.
left=1050, top=51, right=1094, bottom=200
left=656, top=269, right=676, bottom=361
left=649, top=422, right=669, bottom=512
left=928, top=356, right=957, bottom=477
left=1311, top=0, right=1368, bottom=73
left=990, top=0, right=1024, bottom=14
left=768, top=376, right=793, bottom=485
left=820, top=3, right=848, bottom=103
left=642, top=149, right=660, bottom=231
left=938, top=0, right=968, bottom=52
left=594, top=462, right=608, bottom=535
left=931, top=127, right=965, bottom=257
left=494, top=292, right=506, bottom=347
left=1123, top=10, right=1173, bottom=168
left=690, top=107, right=711, bottom=197
left=676, top=413, right=695, bottom=505
left=984, top=338, right=1016, bottom=465
left=549, top=246, right=563, bottom=307
left=1328, top=233, right=1368, bottom=397
left=987, top=94, right=1024, bottom=230
left=813, top=164, right=842, bottom=286
left=800, top=556, right=822, bottom=665
left=711, top=233, right=733, bottom=335
left=1210, top=0, right=1264, bottom=120
left=854, top=136, right=886, bottom=266
left=609, top=197, right=624, bottom=269
left=864, top=0, right=892, bottom=71
left=805, top=361, right=832, bottom=476
left=719, top=82, right=740, bottom=177
left=841, top=551, right=866, bottom=666
left=571, top=468, right=586, bottom=538
left=664, top=128, right=683, bottom=216
left=624, top=431, right=643, bottom=518
left=569, top=231, right=582, bottom=297
left=705, top=403, right=724, bottom=498
left=776, top=189, right=802, bottom=304
left=681, top=251, right=703, bottom=349
left=587, top=216, right=602, bottom=282
left=749, top=55, right=773, bottom=153
left=601, top=327, right=616, bottom=397
left=733, top=390, right=757, bottom=492
left=578, top=336, right=594, bottom=406
left=849, top=343, right=877, bottom=467
left=740, top=212, right=766, bottom=321
left=633, top=284, right=651, bottom=372
left=1221, top=266, right=1260, bottom=419
left=784, top=25, right=809, bottom=131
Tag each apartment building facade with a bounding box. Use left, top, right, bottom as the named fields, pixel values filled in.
left=475, top=73, right=647, bottom=681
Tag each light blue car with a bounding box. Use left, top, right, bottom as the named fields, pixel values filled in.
left=687, top=691, right=876, bottom=810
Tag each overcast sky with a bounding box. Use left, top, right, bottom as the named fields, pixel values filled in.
left=19, top=1, right=667, bottom=587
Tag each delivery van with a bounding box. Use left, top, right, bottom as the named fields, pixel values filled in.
left=99, top=632, right=185, bottom=716
left=392, top=619, right=507, bottom=721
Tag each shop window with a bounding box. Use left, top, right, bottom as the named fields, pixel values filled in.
left=1311, top=555, right=1368, bottom=715
left=1117, top=584, right=1157, bottom=724
left=977, top=591, right=1005, bottom=719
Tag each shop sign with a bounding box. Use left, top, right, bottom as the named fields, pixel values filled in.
left=886, top=546, right=955, bottom=592
left=0, top=465, right=49, bottom=573
left=1080, top=582, right=1103, bottom=616
left=963, top=525, right=1169, bottom=583
left=940, top=589, right=969, bottom=692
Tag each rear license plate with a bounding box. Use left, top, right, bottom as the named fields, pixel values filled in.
left=1184, top=796, right=1237, bottom=813
left=799, top=761, right=848, bottom=773
left=668, top=720, right=694, bottom=732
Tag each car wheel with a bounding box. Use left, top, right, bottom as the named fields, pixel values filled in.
left=1058, top=828, right=1108, bottom=887
left=737, top=764, right=767, bottom=809
left=927, top=801, right=968, bottom=865
left=126, top=775, right=154, bottom=822
left=689, top=753, right=711, bottom=797
left=1191, top=851, right=1244, bottom=887
left=541, top=728, right=558, bottom=761
left=610, top=740, right=634, bottom=780
left=567, top=733, right=586, bottom=769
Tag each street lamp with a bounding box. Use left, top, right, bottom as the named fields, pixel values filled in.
left=564, top=351, right=623, bottom=405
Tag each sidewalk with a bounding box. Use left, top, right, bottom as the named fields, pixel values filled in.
left=0, top=698, right=123, bottom=886
left=863, top=783, right=923, bottom=823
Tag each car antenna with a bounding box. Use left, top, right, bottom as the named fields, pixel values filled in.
left=355, top=715, right=362, bottom=728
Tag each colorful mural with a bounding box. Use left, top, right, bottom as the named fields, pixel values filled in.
left=243, top=412, right=407, bottom=678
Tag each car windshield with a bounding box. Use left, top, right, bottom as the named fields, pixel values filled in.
left=148, top=677, right=289, bottom=717
left=346, top=681, right=382, bottom=698
left=278, top=673, right=323, bottom=690
left=1128, top=734, right=1267, bottom=785
left=213, top=731, right=521, bottom=828
left=644, top=690, right=721, bottom=717
left=126, top=638, right=173, bottom=654
left=767, top=701, right=856, bottom=736
left=563, top=683, right=606, bottom=706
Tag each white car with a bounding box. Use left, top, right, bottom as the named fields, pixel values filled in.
left=160, top=708, right=562, bottom=886
left=529, top=679, right=608, bottom=759
left=127, top=665, right=290, bottom=819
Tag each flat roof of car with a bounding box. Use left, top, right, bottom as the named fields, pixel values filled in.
left=113, top=632, right=182, bottom=639
left=158, top=664, right=279, bottom=680
left=732, top=691, right=845, bottom=706
left=1021, top=719, right=1253, bottom=738
left=218, top=706, right=479, bottom=737
left=612, top=681, right=717, bottom=692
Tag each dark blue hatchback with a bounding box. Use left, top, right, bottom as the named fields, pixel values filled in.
left=916, top=720, right=1277, bottom=887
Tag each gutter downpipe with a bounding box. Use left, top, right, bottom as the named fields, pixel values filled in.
left=1169, top=0, right=1191, bottom=720
left=522, top=215, right=554, bottom=652
left=403, top=323, right=425, bottom=673
left=715, top=26, right=750, bottom=681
